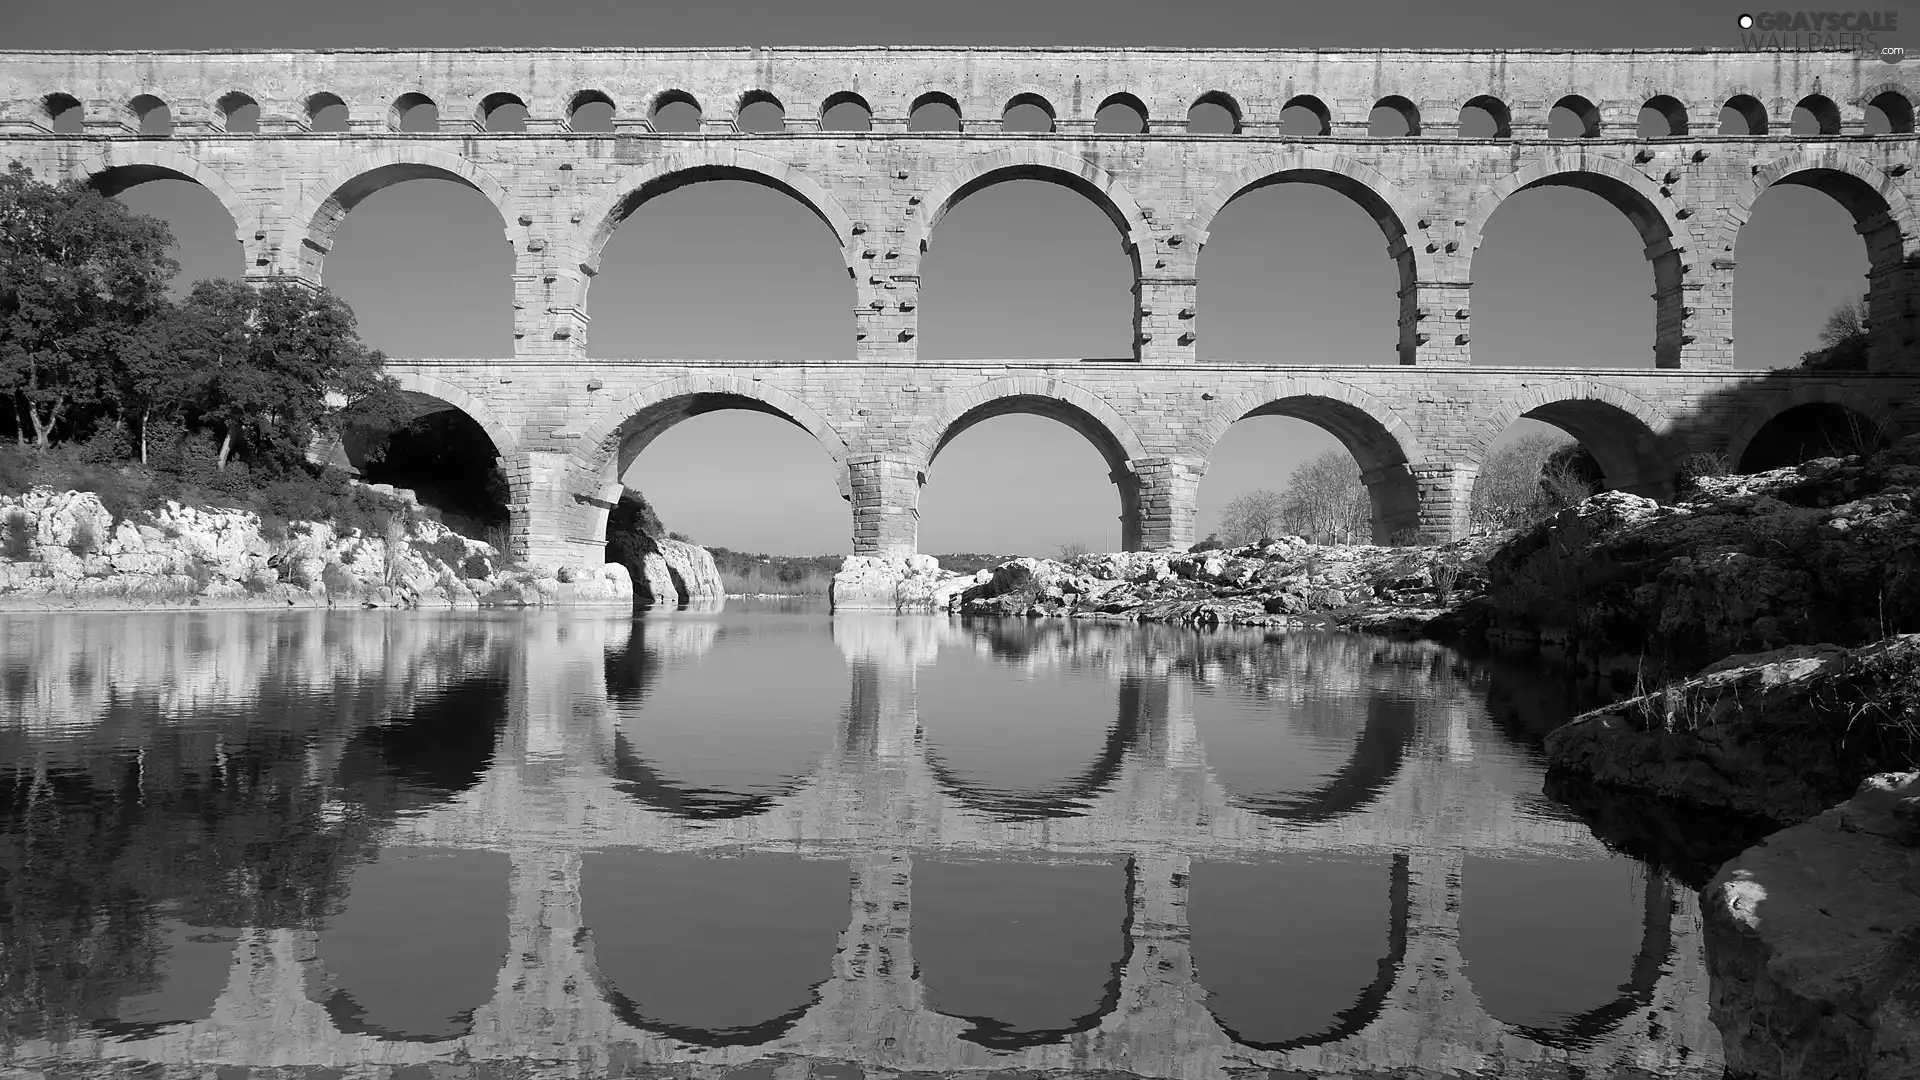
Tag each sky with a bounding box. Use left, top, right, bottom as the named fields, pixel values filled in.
left=13, top=0, right=1884, bottom=555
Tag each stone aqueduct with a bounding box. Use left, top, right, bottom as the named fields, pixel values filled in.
left=3, top=48, right=1919, bottom=561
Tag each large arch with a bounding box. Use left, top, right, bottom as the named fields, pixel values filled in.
left=907, top=376, right=1148, bottom=476
left=576, top=147, right=861, bottom=286
left=283, top=149, right=518, bottom=282
left=1474, top=381, right=1675, bottom=495
left=908, top=147, right=1153, bottom=256
left=1193, top=378, right=1425, bottom=543
left=1185, top=149, right=1434, bottom=278
left=1465, top=152, right=1697, bottom=367
left=1727, top=149, right=1917, bottom=369
left=378, top=369, right=521, bottom=461
left=1724, top=384, right=1896, bottom=472
left=73, top=145, right=252, bottom=246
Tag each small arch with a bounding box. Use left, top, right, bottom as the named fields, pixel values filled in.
left=216, top=91, right=259, bottom=133
left=390, top=92, right=438, bottom=133
left=1866, top=90, right=1916, bottom=134
left=820, top=90, right=872, bottom=132
left=1003, top=92, right=1056, bottom=133
left=1639, top=95, right=1689, bottom=137
left=306, top=92, right=348, bottom=132
left=735, top=89, right=785, bottom=133
left=908, top=377, right=1148, bottom=478
left=909, top=91, right=962, bottom=132
left=568, top=89, right=616, bottom=132
left=1720, top=94, right=1770, bottom=136
left=1189, top=91, right=1242, bottom=134
left=650, top=89, right=703, bottom=132
left=1279, top=95, right=1331, bottom=135
left=1548, top=95, right=1601, bottom=138
left=43, top=93, right=82, bottom=133
left=1794, top=93, right=1843, bottom=135
left=1096, top=92, right=1148, bottom=134
left=479, top=92, right=528, bottom=133
left=130, top=94, right=171, bottom=137
left=1368, top=95, right=1420, bottom=137
left=1473, top=381, right=1675, bottom=496
left=1726, top=387, right=1894, bottom=473
left=1459, top=95, right=1512, bottom=138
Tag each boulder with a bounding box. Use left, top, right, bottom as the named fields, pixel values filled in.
left=655, top=537, right=724, bottom=605
left=1545, top=636, right=1920, bottom=825
left=1704, top=771, right=1920, bottom=1079
left=831, top=553, right=971, bottom=613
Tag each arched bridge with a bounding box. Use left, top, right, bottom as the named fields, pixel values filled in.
left=4, top=48, right=1918, bottom=562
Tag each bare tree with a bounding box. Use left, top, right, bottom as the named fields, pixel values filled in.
left=1278, top=450, right=1371, bottom=545
left=1471, top=432, right=1572, bottom=531
left=1799, top=298, right=1869, bottom=371
left=1217, top=488, right=1288, bottom=546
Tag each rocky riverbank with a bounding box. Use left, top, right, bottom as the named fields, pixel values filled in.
left=0, top=488, right=632, bottom=610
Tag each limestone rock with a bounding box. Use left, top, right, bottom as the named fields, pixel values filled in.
left=1545, top=635, right=1920, bottom=824
left=655, top=537, right=724, bottom=605
left=831, top=553, right=972, bottom=613
left=1704, top=771, right=1920, bottom=1079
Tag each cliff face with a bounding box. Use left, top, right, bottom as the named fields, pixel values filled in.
left=0, top=489, right=631, bottom=610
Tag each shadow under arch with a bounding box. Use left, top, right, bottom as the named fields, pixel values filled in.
left=599, top=976, right=826, bottom=1049
left=1468, top=865, right=1678, bottom=1050
left=75, top=146, right=252, bottom=246
left=1208, top=854, right=1411, bottom=1051
left=1473, top=381, right=1676, bottom=497
left=924, top=674, right=1159, bottom=821
left=284, top=150, right=518, bottom=282
left=1727, top=387, right=1895, bottom=472
left=343, top=370, right=520, bottom=462
left=1225, top=697, right=1420, bottom=825
left=1465, top=152, right=1695, bottom=367
left=1185, top=150, right=1432, bottom=364
left=1194, top=379, right=1426, bottom=543
left=930, top=856, right=1141, bottom=1050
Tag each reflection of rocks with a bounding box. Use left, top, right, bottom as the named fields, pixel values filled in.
left=944, top=536, right=1495, bottom=631
left=1544, top=637, right=1920, bottom=826
left=831, top=553, right=973, bottom=612
left=0, top=490, right=626, bottom=610
left=1705, top=771, right=1920, bottom=1080
left=1542, top=772, right=1777, bottom=890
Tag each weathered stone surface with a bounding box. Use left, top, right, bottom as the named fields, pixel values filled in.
left=1485, top=437, right=1920, bottom=681
left=0, top=489, right=625, bottom=610
left=6, top=46, right=1916, bottom=564
left=655, top=537, right=724, bottom=605
left=831, top=553, right=971, bottom=613
left=1544, top=636, right=1920, bottom=825
left=1704, top=771, right=1920, bottom=1080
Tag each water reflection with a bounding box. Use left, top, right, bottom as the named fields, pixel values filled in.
left=0, top=607, right=1722, bottom=1078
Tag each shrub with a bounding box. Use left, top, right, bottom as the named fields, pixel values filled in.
left=2, top=509, right=32, bottom=559
left=1432, top=562, right=1460, bottom=605
left=422, top=534, right=468, bottom=568
left=460, top=553, right=493, bottom=580
left=66, top=518, right=98, bottom=557
left=320, top=563, right=358, bottom=595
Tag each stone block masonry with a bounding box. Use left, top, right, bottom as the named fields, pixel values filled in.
left=3, top=47, right=1916, bottom=562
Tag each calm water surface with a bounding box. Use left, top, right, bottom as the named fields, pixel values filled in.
left=0, top=603, right=1721, bottom=1079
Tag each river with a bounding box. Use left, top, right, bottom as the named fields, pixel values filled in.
left=0, top=602, right=1721, bottom=1078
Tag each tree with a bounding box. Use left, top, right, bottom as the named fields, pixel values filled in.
left=1798, top=298, right=1869, bottom=371
left=0, top=161, right=178, bottom=447
left=1217, top=488, right=1288, bottom=546
left=1277, top=449, right=1371, bottom=544
left=1470, top=432, right=1571, bottom=530
left=168, top=279, right=399, bottom=471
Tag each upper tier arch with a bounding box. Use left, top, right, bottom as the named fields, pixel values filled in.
left=908, top=147, right=1152, bottom=256
left=284, top=148, right=518, bottom=280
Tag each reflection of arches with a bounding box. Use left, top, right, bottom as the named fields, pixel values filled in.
left=1461, top=860, right=1676, bottom=1050
left=925, top=675, right=1157, bottom=821
left=1208, top=855, right=1410, bottom=1050
left=577, top=148, right=860, bottom=281
left=910, top=148, right=1151, bottom=256
left=1227, top=699, right=1419, bottom=824
left=1726, top=387, right=1894, bottom=472
left=75, top=146, right=251, bottom=245
left=1467, top=152, right=1695, bottom=366
left=908, top=376, right=1148, bottom=475
left=287, top=150, right=517, bottom=280
left=608, top=730, right=796, bottom=819
left=1195, top=379, right=1425, bottom=542
left=1476, top=381, right=1675, bottom=493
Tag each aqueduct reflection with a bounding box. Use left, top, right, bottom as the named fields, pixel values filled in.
left=0, top=610, right=1716, bottom=1075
